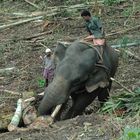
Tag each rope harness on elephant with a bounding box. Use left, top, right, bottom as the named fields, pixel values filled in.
left=79, top=40, right=103, bottom=62
left=79, top=40, right=110, bottom=80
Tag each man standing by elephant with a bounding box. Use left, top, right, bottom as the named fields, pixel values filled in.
left=81, top=10, right=105, bottom=46
left=43, top=48, right=55, bottom=87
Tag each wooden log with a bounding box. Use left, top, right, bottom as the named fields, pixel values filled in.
left=7, top=101, right=62, bottom=131
left=0, top=67, right=16, bottom=73
left=8, top=99, right=23, bottom=131
left=24, top=92, right=44, bottom=103
left=0, top=16, right=43, bottom=30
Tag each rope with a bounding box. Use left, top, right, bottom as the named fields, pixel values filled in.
left=79, top=40, right=111, bottom=80
left=79, top=40, right=103, bottom=62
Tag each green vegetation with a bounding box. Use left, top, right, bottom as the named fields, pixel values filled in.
left=0, top=0, right=140, bottom=139
left=120, top=126, right=140, bottom=140
left=100, top=87, right=140, bottom=116
left=101, top=88, right=140, bottom=139
left=38, top=79, right=45, bottom=88
left=122, top=7, right=132, bottom=17
left=104, top=0, right=126, bottom=6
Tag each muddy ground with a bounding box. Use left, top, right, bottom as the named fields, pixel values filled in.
left=0, top=0, right=140, bottom=139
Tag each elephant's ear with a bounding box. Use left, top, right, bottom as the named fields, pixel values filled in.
left=85, top=70, right=109, bottom=93
left=57, top=41, right=71, bottom=48
left=54, top=42, right=69, bottom=61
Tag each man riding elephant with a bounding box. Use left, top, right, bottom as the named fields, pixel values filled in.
left=38, top=40, right=118, bottom=120
left=81, top=10, right=105, bottom=46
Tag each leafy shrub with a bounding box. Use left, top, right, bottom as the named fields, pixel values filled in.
left=100, top=87, right=140, bottom=116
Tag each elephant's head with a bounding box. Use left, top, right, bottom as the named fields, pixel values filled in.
left=52, top=42, right=70, bottom=65
left=38, top=41, right=118, bottom=115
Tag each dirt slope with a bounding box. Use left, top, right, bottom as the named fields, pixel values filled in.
left=0, top=0, right=140, bottom=139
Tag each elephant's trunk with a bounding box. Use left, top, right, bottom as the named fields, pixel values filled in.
left=38, top=76, right=69, bottom=116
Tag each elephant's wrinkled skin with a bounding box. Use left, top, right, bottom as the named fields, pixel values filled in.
left=38, top=41, right=118, bottom=119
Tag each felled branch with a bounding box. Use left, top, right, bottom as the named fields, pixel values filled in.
left=0, top=67, right=16, bottom=73
left=0, top=16, right=43, bottom=30
left=124, top=50, right=140, bottom=61
left=106, top=24, right=140, bottom=37
left=23, top=23, right=60, bottom=41
left=114, top=47, right=140, bottom=61
left=46, top=2, right=103, bottom=10
left=111, top=42, right=140, bottom=48
left=2, top=2, right=103, bottom=20
left=24, top=0, right=40, bottom=9
left=23, top=31, right=52, bottom=40
left=24, top=92, right=44, bottom=103
left=1, top=90, right=20, bottom=95
left=110, top=77, right=134, bottom=94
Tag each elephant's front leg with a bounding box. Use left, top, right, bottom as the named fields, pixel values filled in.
left=63, top=90, right=99, bottom=120
left=97, top=80, right=112, bottom=106
left=97, top=88, right=109, bottom=107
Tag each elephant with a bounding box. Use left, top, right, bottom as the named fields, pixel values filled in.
left=38, top=41, right=119, bottom=119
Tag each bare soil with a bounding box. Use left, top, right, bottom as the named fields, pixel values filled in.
left=0, top=114, right=121, bottom=140
left=0, top=0, right=140, bottom=139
